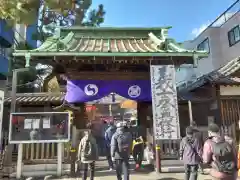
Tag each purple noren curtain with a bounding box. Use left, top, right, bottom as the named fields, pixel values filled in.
left=65, top=80, right=152, bottom=103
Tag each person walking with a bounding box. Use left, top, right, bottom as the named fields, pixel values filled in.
left=180, top=126, right=202, bottom=180
left=143, top=142, right=154, bottom=171
left=100, top=120, right=108, bottom=156
left=105, top=120, right=116, bottom=170
left=77, top=123, right=98, bottom=180
left=132, top=135, right=144, bottom=170
left=202, top=123, right=237, bottom=180
left=190, top=121, right=204, bottom=174
left=111, top=122, right=132, bottom=180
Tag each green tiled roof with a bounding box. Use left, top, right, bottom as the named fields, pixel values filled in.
left=13, top=26, right=208, bottom=57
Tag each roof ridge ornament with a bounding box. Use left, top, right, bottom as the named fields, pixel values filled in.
left=161, top=28, right=168, bottom=40
left=168, top=42, right=188, bottom=52
left=59, top=32, right=75, bottom=44
left=58, top=32, right=76, bottom=51
left=148, top=32, right=165, bottom=47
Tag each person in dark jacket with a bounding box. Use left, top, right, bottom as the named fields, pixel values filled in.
left=104, top=121, right=116, bottom=170
left=180, top=126, right=202, bottom=180
left=132, top=135, right=144, bottom=170
left=111, top=122, right=132, bottom=180
left=190, top=121, right=204, bottom=174
left=190, top=121, right=203, bottom=145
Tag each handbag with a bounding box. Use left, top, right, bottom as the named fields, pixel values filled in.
left=76, top=160, right=82, bottom=175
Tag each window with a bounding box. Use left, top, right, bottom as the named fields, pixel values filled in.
left=228, top=25, right=240, bottom=46
left=0, top=46, right=6, bottom=57
left=197, top=38, right=210, bottom=52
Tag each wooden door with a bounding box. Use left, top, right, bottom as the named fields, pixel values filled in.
left=220, top=98, right=240, bottom=140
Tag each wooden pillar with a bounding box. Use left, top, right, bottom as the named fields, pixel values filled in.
left=137, top=102, right=147, bottom=140
left=216, top=85, right=222, bottom=126
left=188, top=100, right=193, bottom=124
left=70, top=103, right=86, bottom=176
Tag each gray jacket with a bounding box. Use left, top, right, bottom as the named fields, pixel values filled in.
left=179, top=136, right=202, bottom=165
left=111, top=127, right=132, bottom=159
left=77, top=134, right=98, bottom=163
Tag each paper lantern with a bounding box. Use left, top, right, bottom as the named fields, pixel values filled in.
left=12, top=116, right=18, bottom=124
left=85, top=105, right=96, bottom=112
left=121, top=100, right=137, bottom=109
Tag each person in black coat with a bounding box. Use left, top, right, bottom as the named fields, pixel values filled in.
left=190, top=121, right=204, bottom=174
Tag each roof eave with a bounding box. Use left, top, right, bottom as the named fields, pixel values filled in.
left=13, top=51, right=208, bottom=57
left=60, top=26, right=172, bottom=31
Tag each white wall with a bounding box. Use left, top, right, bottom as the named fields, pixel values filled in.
left=220, top=85, right=240, bottom=95
left=176, top=65, right=196, bottom=85
left=218, top=13, right=240, bottom=67
left=179, top=12, right=240, bottom=84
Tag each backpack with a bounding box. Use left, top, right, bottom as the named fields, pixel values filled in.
left=211, top=141, right=236, bottom=174
left=82, top=139, right=94, bottom=158
left=117, top=133, right=131, bottom=155
left=107, top=127, right=116, bottom=143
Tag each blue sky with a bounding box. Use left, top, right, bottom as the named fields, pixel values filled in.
left=91, top=0, right=237, bottom=42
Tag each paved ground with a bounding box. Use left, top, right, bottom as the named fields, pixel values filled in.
left=2, top=158, right=217, bottom=179
left=9, top=172, right=212, bottom=180
left=6, top=171, right=213, bottom=180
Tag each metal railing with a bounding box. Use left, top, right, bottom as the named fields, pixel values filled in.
left=208, top=0, right=240, bottom=28
left=194, top=0, right=240, bottom=39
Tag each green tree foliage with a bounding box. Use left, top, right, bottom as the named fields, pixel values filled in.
left=3, top=1, right=106, bottom=92
left=0, top=0, right=106, bottom=42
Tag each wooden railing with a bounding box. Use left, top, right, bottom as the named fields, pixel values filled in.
left=2, top=131, right=71, bottom=163
left=159, top=140, right=180, bottom=159
left=22, top=143, right=70, bottom=163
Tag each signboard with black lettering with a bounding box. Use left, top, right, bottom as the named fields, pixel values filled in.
left=150, top=65, right=180, bottom=140
left=9, top=112, right=70, bottom=144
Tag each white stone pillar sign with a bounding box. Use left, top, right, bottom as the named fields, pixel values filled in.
left=57, top=143, right=63, bottom=176
left=150, top=65, right=180, bottom=140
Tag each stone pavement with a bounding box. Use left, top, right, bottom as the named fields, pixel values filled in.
left=2, top=158, right=229, bottom=180
left=50, top=172, right=212, bottom=180
left=5, top=171, right=213, bottom=180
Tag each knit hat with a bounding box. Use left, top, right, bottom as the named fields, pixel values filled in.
left=208, top=123, right=220, bottom=133
left=190, top=121, right=197, bottom=127
left=186, top=126, right=194, bottom=135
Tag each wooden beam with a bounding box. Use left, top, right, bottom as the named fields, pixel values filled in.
left=30, top=55, right=193, bottom=66
left=66, top=71, right=150, bottom=80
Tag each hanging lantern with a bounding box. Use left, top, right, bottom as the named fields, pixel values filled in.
left=85, top=105, right=96, bottom=112
left=12, top=116, right=18, bottom=125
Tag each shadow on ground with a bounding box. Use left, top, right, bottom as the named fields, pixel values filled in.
left=155, top=179, right=179, bottom=180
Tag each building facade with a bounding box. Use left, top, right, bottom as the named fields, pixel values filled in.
left=0, top=20, right=13, bottom=88
left=177, top=0, right=240, bottom=86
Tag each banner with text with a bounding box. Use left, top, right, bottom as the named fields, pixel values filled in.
left=150, top=65, right=180, bottom=140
